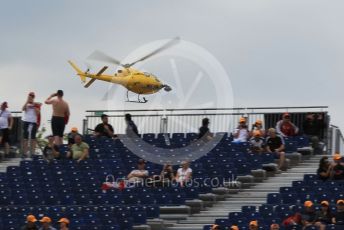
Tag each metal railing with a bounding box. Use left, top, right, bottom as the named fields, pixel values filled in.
left=84, top=106, right=329, bottom=136
left=328, top=125, right=344, bottom=155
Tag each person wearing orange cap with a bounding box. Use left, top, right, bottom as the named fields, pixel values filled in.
left=22, top=92, right=41, bottom=158
left=67, top=126, right=81, bottom=147
left=301, top=201, right=316, bottom=229
left=39, top=216, right=56, bottom=230
left=333, top=200, right=344, bottom=226
left=276, top=113, right=299, bottom=137
left=317, top=156, right=333, bottom=181
left=270, top=223, right=279, bottom=230
left=251, top=119, right=265, bottom=137
left=314, top=200, right=333, bottom=230
left=248, top=220, right=258, bottom=230
left=0, top=101, right=13, bottom=159
left=249, top=130, right=265, bottom=153
left=57, top=218, right=70, bottom=230
left=21, top=214, right=38, bottom=230
left=230, top=225, right=239, bottom=230
left=233, top=117, right=249, bottom=142
left=332, top=153, right=344, bottom=180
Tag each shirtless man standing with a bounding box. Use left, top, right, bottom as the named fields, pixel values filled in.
left=45, top=90, right=70, bottom=145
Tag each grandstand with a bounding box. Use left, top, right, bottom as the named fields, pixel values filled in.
left=0, top=106, right=343, bottom=230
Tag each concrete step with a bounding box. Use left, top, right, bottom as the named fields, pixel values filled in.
left=163, top=154, right=324, bottom=230
left=0, top=157, right=22, bottom=172
left=165, top=225, right=205, bottom=230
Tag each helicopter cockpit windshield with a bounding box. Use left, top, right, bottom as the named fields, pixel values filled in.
left=144, top=72, right=151, bottom=77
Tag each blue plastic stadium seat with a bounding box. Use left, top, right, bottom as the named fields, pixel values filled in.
left=215, top=218, right=230, bottom=226
left=145, top=205, right=160, bottom=219
left=186, top=132, right=198, bottom=140
left=155, top=193, right=172, bottom=205
left=203, top=225, right=213, bottom=230
left=298, top=193, right=316, bottom=203
left=242, top=206, right=256, bottom=214
left=282, top=193, right=298, bottom=204
left=117, top=217, right=133, bottom=230
left=267, top=193, right=282, bottom=204
left=229, top=212, right=244, bottom=221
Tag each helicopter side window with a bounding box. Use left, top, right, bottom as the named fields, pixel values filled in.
left=144, top=72, right=151, bottom=77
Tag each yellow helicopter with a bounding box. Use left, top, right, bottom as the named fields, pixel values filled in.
left=68, top=37, right=179, bottom=103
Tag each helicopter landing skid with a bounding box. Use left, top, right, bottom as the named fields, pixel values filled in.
left=126, top=91, right=148, bottom=103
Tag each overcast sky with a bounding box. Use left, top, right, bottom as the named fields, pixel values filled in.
left=1, top=0, right=344, bottom=133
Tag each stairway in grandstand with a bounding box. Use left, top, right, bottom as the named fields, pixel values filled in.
left=0, top=158, right=21, bottom=173
left=164, top=155, right=323, bottom=230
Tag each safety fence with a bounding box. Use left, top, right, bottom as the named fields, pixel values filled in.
left=328, top=125, right=344, bottom=155
left=84, top=106, right=329, bottom=137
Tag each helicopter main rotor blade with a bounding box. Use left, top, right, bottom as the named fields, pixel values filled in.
left=88, top=50, right=122, bottom=66
left=127, top=37, right=180, bottom=67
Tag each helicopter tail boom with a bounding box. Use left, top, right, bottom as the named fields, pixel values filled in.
left=68, top=60, right=86, bottom=82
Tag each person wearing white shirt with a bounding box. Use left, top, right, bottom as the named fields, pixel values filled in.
left=176, top=161, right=192, bottom=185
left=0, top=101, right=13, bottom=158
left=127, top=159, right=149, bottom=184
left=22, top=92, right=41, bottom=157
left=233, top=117, right=249, bottom=142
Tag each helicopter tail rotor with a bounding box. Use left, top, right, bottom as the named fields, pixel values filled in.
left=84, top=61, right=92, bottom=74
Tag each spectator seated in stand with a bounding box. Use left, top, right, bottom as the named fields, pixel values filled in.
left=317, top=156, right=332, bottom=181
left=333, top=200, right=344, bottom=226
left=67, top=127, right=81, bottom=147
left=127, top=159, right=149, bottom=185
left=66, top=135, right=89, bottom=163
left=270, top=223, right=280, bottom=230
left=198, top=118, right=213, bottom=141
left=332, top=153, right=344, bottom=180
left=282, top=212, right=302, bottom=228
left=38, top=216, right=56, bottom=230
left=265, top=128, right=286, bottom=169
left=211, top=224, right=220, bottom=230
left=230, top=226, right=239, bottom=230
left=249, top=130, right=265, bottom=153
left=159, top=163, right=175, bottom=184
left=94, top=114, right=117, bottom=138
left=21, top=215, right=38, bottom=230
left=314, top=201, right=333, bottom=230
left=176, top=161, right=192, bottom=185
left=250, top=119, right=265, bottom=137
left=301, top=200, right=317, bottom=229
left=276, top=113, right=299, bottom=137
left=57, top=218, right=70, bottom=230
left=248, top=220, right=259, bottom=230
left=233, top=117, right=249, bottom=143
left=43, top=135, right=60, bottom=162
